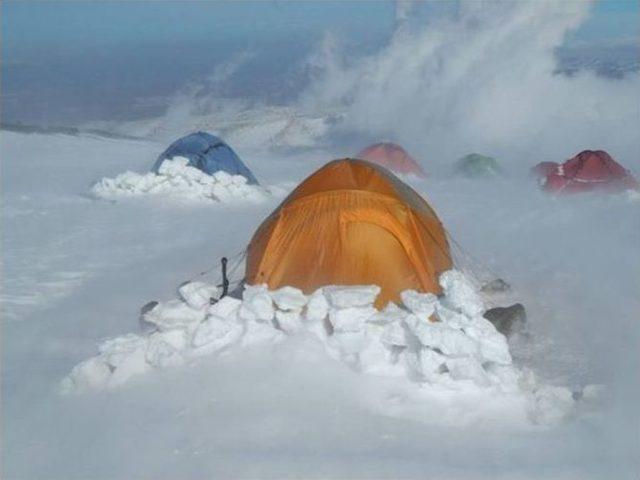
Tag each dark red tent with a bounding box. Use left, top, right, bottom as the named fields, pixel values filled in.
left=531, top=161, right=559, bottom=178
left=543, top=150, right=638, bottom=194
left=358, top=143, right=426, bottom=177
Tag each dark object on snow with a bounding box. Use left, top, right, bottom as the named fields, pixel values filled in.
left=140, top=300, right=159, bottom=316
left=220, top=257, right=229, bottom=298
left=481, top=278, right=511, bottom=294
left=210, top=257, right=231, bottom=305
left=484, top=303, right=526, bottom=337
left=228, top=280, right=245, bottom=300
left=139, top=301, right=159, bottom=333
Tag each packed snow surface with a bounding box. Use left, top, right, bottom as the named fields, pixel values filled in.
left=3, top=130, right=638, bottom=479
left=92, top=157, right=278, bottom=203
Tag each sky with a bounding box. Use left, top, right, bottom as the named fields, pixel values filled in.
left=1, top=1, right=638, bottom=125
left=3, top=0, right=638, bottom=59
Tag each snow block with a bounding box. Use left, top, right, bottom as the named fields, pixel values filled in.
left=60, top=356, right=112, bottom=394
left=108, top=348, right=150, bottom=388
left=446, top=357, right=491, bottom=387
left=178, top=281, right=220, bottom=310
left=380, top=321, right=409, bottom=347
left=146, top=333, right=184, bottom=368
left=304, top=289, right=329, bottom=322
left=192, top=316, right=244, bottom=353
left=528, top=385, right=575, bottom=425
left=271, top=286, right=308, bottom=311
left=329, top=306, right=377, bottom=332
left=208, top=296, right=242, bottom=318
left=239, top=284, right=274, bottom=322
left=401, top=290, right=438, bottom=317
left=324, top=285, right=380, bottom=308
left=98, top=334, right=147, bottom=369
left=141, top=299, right=206, bottom=333
left=407, top=319, right=480, bottom=358
left=439, top=270, right=484, bottom=317
left=92, top=157, right=270, bottom=204
left=368, top=302, right=409, bottom=325
left=275, top=309, right=303, bottom=333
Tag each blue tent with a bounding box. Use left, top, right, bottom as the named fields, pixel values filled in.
left=153, top=132, right=259, bottom=185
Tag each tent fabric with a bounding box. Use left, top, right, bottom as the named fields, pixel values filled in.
left=531, top=161, right=559, bottom=178
left=245, top=159, right=452, bottom=308
left=543, top=150, right=638, bottom=194
left=454, top=153, right=502, bottom=178
left=358, top=142, right=426, bottom=177
left=153, top=132, right=258, bottom=184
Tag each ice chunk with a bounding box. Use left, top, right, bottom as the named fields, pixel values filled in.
left=98, top=333, right=148, bottom=368
left=152, top=329, right=188, bottom=351
left=271, top=286, right=307, bottom=311
left=304, top=289, right=329, bottom=322
left=380, top=321, right=408, bottom=347
left=241, top=319, right=285, bottom=347
left=329, top=306, right=377, bottom=332
left=445, top=357, right=490, bottom=387
left=275, top=309, right=303, bottom=333
left=324, top=285, right=380, bottom=308
left=400, top=290, right=438, bottom=317
left=407, top=318, right=480, bottom=358
left=141, top=299, right=206, bottom=332
left=528, top=385, right=575, bottom=425
left=435, top=304, right=472, bottom=329
left=329, top=330, right=368, bottom=355
left=60, top=356, right=112, bottom=394
left=581, top=384, right=606, bottom=402
left=359, top=338, right=404, bottom=376
left=192, top=316, right=244, bottom=353
left=486, top=363, right=520, bottom=390
left=208, top=296, right=242, bottom=319
left=420, top=348, right=447, bottom=381
left=464, top=321, right=512, bottom=365
left=239, top=284, right=274, bottom=322
left=108, top=348, right=150, bottom=387
left=92, top=157, right=271, bottom=204
left=146, top=333, right=184, bottom=368
left=439, top=270, right=484, bottom=317
left=368, top=302, right=409, bottom=325
left=178, top=281, right=219, bottom=310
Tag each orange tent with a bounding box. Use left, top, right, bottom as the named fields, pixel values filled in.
left=358, top=142, right=426, bottom=177
left=246, top=159, right=452, bottom=307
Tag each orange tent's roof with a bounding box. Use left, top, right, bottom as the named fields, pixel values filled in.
left=358, top=142, right=426, bottom=177
left=246, top=159, right=452, bottom=307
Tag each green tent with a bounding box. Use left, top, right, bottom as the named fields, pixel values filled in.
left=454, top=153, right=502, bottom=178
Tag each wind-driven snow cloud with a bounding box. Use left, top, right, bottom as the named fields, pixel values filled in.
left=301, top=1, right=640, bottom=169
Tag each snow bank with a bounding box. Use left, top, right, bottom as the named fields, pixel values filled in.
left=60, top=270, right=576, bottom=425
left=91, top=157, right=275, bottom=203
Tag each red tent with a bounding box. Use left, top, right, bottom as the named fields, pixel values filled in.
left=543, top=150, right=638, bottom=194
left=531, top=161, right=559, bottom=178
left=358, top=142, right=426, bottom=177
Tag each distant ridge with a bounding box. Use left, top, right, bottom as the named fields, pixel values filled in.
left=0, top=122, right=145, bottom=141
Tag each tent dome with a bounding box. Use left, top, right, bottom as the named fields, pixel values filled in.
left=543, top=150, right=638, bottom=194
left=531, top=161, right=559, bottom=178
left=246, top=159, right=452, bottom=307
left=153, top=132, right=258, bottom=184
left=357, top=142, right=426, bottom=177
left=454, top=153, right=502, bottom=178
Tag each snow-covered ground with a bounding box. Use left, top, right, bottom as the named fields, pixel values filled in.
left=2, top=129, right=639, bottom=479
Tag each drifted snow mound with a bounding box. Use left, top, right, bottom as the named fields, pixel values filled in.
left=91, top=157, right=279, bottom=203
left=60, top=270, right=577, bottom=425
